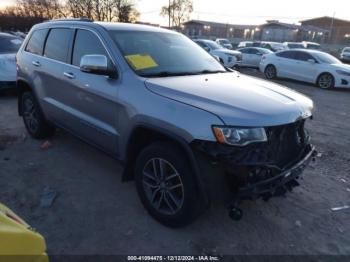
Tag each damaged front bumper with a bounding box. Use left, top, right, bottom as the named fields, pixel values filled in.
left=234, top=145, right=316, bottom=201
left=192, top=120, right=317, bottom=215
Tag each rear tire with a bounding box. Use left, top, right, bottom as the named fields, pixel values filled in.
left=134, top=141, right=202, bottom=227
left=317, top=73, right=334, bottom=89
left=264, top=64, right=277, bottom=79
left=21, top=92, right=55, bottom=139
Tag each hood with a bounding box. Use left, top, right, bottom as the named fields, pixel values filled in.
left=331, top=63, right=350, bottom=72
left=0, top=53, right=17, bottom=81
left=145, top=72, right=314, bottom=127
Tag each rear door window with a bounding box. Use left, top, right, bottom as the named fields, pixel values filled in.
left=296, top=51, right=314, bottom=62
left=44, top=28, right=73, bottom=63
left=277, top=51, right=297, bottom=60
left=25, top=29, right=48, bottom=55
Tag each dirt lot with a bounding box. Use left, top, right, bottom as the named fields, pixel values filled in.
left=1, top=70, right=350, bottom=256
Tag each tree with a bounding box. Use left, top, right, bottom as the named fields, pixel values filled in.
left=16, top=0, right=66, bottom=19
left=161, top=0, right=193, bottom=28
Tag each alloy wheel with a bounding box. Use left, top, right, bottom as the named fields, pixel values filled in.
left=142, top=158, right=184, bottom=215
left=265, top=65, right=276, bottom=79
left=23, top=97, right=39, bottom=133
left=318, top=74, right=333, bottom=89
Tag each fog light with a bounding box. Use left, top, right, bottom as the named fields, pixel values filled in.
left=341, top=79, right=349, bottom=85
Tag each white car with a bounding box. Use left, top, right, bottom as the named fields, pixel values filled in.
left=237, top=47, right=272, bottom=68
left=260, top=49, right=350, bottom=89
left=0, top=33, right=23, bottom=90
left=340, top=47, right=350, bottom=63
left=194, top=39, right=242, bottom=68
left=283, top=42, right=305, bottom=49
left=237, top=41, right=254, bottom=48
left=215, top=38, right=233, bottom=49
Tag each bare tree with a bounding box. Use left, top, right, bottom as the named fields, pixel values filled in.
left=161, top=0, right=193, bottom=28
left=16, top=0, right=65, bottom=19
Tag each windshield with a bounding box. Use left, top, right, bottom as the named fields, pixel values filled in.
left=315, top=52, right=341, bottom=64
left=108, top=31, right=225, bottom=77
left=343, top=48, right=350, bottom=53
left=288, top=43, right=304, bottom=49
left=204, top=40, right=223, bottom=50
left=219, top=39, right=230, bottom=45
left=0, top=36, right=23, bottom=54
left=259, top=48, right=273, bottom=54
left=307, top=44, right=320, bottom=49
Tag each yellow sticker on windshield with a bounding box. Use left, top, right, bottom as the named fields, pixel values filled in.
left=125, top=54, right=158, bottom=70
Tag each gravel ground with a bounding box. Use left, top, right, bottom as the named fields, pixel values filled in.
left=0, top=70, right=350, bottom=256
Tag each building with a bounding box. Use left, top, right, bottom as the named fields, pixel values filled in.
left=183, top=20, right=257, bottom=40
left=258, top=20, right=328, bottom=43
left=300, top=16, right=350, bottom=44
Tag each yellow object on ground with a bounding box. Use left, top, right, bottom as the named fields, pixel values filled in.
left=125, top=54, right=158, bottom=70
left=0, top=203, right=48, bottom=262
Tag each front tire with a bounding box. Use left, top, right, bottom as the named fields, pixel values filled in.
left=264, top=64, right=277, bottom=79
left=21, top=92, right=55, bottom=139
left=135, top=141, right=202, bottom=227
left=317, top=73, right=334, bottom=89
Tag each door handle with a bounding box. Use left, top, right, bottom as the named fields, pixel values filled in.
left=32, top=61, right=41, bottom=67
left=63, top=72, right=75, bottom=79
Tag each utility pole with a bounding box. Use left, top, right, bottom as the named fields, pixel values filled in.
left=168, top=0, right=171, bottom=28
left=329, top=12, right=335, bottom=44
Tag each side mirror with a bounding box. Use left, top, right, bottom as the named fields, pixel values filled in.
left=307, top=59, right=316, bottom=64
left=80, top=55, right=116, bottom=78
left=204, top=46, right=210, bottom=52
left=256, top=52, right=263, bottom=56
left=212, top=55, right=220, bottom=62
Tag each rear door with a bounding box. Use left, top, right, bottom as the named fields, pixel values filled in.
left=293, top=51, right=318, bottom=83
left=275, top=51, right=298, bottom=79
left=239, top=48, right=252, bottom=66
left=61, top=29, right=119, bottom=154
left=249, top=48, right=263, bottom=67
left=39, top=28, right=75, bottom=120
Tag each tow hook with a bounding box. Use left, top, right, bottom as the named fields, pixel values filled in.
left=228, top=207, right=243, bottom=221
left=228, top=201, right=243, bottom=221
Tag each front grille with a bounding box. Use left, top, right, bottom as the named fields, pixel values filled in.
left=265, top=120, right=309, bottom=168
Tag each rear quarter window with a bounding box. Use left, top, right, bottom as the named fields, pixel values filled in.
left=25, top=29, right=49, bottom=55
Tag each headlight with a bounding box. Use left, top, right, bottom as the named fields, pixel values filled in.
left=212, top=126, right=267, bottom=146
left=336, top=70, right=350, bottom=76
left=227, top=55, right=234, bottom=63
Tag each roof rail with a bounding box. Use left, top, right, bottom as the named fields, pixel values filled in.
left=46, top=18, right=94, bottom=23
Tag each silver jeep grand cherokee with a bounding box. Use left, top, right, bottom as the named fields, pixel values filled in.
left=16, top=19, right=316, bottom=227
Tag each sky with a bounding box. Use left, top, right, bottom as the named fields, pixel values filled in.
left=1, top=0, right=350, bottom=25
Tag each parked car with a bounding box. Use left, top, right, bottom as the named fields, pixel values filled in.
left=340, top=47, right=350, bottom=63
left=237, top=41, right=254, bottom=48
left=0, top=33, right=23, bottom=91
left=215, top=38, right=233, bottom=49
left=283, top=42, right=305, bottom=49
left=17, top=20, right=315, bottom=227
left=0, top=202, right=48, bottom=261
left=302, top=41, right=321, bottom=50
left=260, top=49, right=350, bottom=89
left=261, top=42, right=287, bottom=52
left=194, top=39, right=242, bottom=68
left=237, top=47, right=272, bottom=68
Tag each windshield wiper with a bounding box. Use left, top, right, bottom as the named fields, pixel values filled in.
left=194, top=70, right=227, bottom=75
left=140, top=70, right=227, bottom=78
left=140, top=71, right=196, bottom=78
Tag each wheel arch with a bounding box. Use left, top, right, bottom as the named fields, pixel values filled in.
left=122, top=124, right=209, bottom=205
left=316, top=71, right=334, bottom=85
left=17, top=79, right=34, bottom=116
